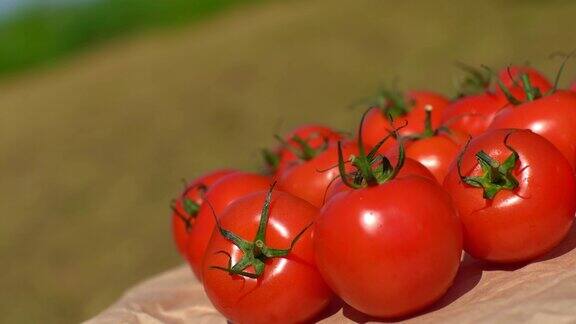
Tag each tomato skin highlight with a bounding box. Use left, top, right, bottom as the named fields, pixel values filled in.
left=440, top=92, right=508, bottom=137
left=185, top=172, right=272, bottom=281
left=314, top=176, right=462, bottom=318
left=171, top=169, right=236, bottom=257
left=202, top=191, right=333, bottom=324
left=488, top=90, right=576, bottom=169
left=361, top=91, right=449, bottom=150
left=443, top=129, right=576, bottom=263
left=404, top=136, right=462, bottom=183
left=277, top=142, right=358, bottom=207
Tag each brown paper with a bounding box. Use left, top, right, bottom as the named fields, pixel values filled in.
left=87, top=225, right=576, bottom=323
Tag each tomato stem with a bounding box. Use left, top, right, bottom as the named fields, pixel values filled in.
left=482, top=65, right=522, bottom=105
left=208, top=183, right=312, bottom=279
left=261, top=148, right=280, bottom=172
left=457, top=132, right=520, bottom=199
left=520, top=74, right=541, bottom=101
left=336, top=110, right=407, bottom=189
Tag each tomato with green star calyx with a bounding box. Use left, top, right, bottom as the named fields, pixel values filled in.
left=443, top=129, right=576, bottom=263
left=276, top=141, right=358, bottom=207
left=495, top=65, right=552, bottom=100
left=360, top=90, right=449, bottom=152
left=202, top=186, right=333, bottom=324
left=489, top=78, right=576, bottom=169
left=185, top=172, right=271, bottom=281
left=261, top=124, right=342, bottom=176
left=171, top=169, right=236, bottom=257
left=325, top=125, right=436, bottom=202
left=313, top=112, right=463, bottom=318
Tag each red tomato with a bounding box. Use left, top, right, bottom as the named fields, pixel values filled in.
left=171, top=169, right=236, bottom=257
left=263, top=124, right=342, bottom=176
left=443, top=129, right=576, bottom=263
left=440, top=92, right=508, bottom=136
left=489, top=90, right=576, bottom=169
left=361, top=91, right=449, bottom=151
left=495, top=66, right=552, bottom=100
left=402, top=133, right=464, bottom=183
left=185, top=172, right=271, bottom=280
left=277, top=141, right=358, bottom=207
left=314, top=176, right=462, bottom=318
left=202, top=189, right=333, bottom=324
left=570, top=81, right=576, bottom=92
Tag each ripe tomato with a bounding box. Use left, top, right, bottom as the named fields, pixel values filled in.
left=277, top=141, right=358, bottom=207
left=262, top=124, right=342, bottom=176
left=361, top=91, right=449, bottom=151
left=443, top=129, right=576, bottom=263
left=440, top=92, right=508, bottom=136
left=185, top=172, right=271, bottom=280
left=570, top=81, right=576, bottom=92
left=315, top=176, right=462, bottom=318
left=171, top=169, right=236, bottom=257
left=202, top=189, right=333, bottom=324
left=495, top=66, right=552, bottom=100
left=403, top=133, right=464, bottom=183
left=489, top=90, right=576, bottom=169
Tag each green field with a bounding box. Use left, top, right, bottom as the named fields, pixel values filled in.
left=0, top=0, right=262, bottom=76
left=1, top=0, right=576, bottom=323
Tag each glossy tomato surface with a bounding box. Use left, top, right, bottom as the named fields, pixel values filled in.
left=186, top=172, right=271, bottom=280
left=443, top=129, right=576, bottom=263
left=203, top=191, right=333, bottom=324
left=171, top=169, right=236, bottom=257
left=440, top=92, right=508, bottom=136
left=361, top=91, right=449, bottom=150
left=314, top=176, right=462, bottom=318
left=402, top=134, right=464, bottom=183
left=489, top=90, right=576, bottom=169
left=277, top=142, right=358, bottom=207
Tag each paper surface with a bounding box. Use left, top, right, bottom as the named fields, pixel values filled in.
left=87, top=225, right=576, bottom=324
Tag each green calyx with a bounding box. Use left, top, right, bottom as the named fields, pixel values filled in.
left=337, top=111, right=406, bottom=189
left=171, top=183, right=206, bottom=232
left=209, top=183, right=312, bottom=279
left=374, top=87, right=414, bottom=120
left=458, top=133, right=520, bottom=200
left=287, top=134, right=329, bottom=161
left=262, top=132, right=331, bottom=172
left=454, top=62, right=492, bottom=97
left=483, top=65, right=542, bottom=105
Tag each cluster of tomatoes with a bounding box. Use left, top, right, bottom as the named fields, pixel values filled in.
left=170, top=64, right=576, bottom=323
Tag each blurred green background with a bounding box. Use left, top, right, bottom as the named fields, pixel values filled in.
left=1, top=0, right=576, bottom=322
